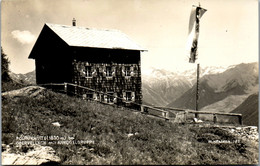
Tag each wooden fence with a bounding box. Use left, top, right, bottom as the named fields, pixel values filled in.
left=39, top=83, right=172, bottom=121
left=39, top=83, right=242, bottom=125
left=155, top=107, right=243, bottom=125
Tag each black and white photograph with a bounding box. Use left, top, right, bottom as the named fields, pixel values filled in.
left=1, top=0, right=259, bottom=165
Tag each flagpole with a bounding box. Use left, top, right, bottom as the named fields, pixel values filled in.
left=195, top=2, right=201, bottom=118
left=187, top=3, right=206, bottom=118
left=195, top=63, right=200, bottom=118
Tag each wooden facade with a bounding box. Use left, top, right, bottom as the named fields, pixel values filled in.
left=72, top=47, right=142, bottom=106
left=29, top=23, right=145, bottom=107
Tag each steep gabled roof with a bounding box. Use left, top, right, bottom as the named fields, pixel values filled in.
left=45, top=23, right=146, bottom=51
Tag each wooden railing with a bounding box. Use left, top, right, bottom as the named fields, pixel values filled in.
left=155, top=107, right=243, bottom=125
left=39, top=83, right=243, bottom=125
left=39, top=82, right=172, bottom=121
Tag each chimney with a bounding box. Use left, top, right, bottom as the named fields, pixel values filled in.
left=72, top=18, right=76, bottom=26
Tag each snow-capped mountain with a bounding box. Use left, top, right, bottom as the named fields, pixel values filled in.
left=141, top=63, right=250, bottom=107
left=202, top=63, right=258, bottom=93
left=167, top=62, right=258, bottom=109
left=180, top=65, right=234, bottom=84
left=142, top=68, right=193, bottom=106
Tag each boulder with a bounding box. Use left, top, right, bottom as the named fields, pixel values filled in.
left=2, top=144, right=60, bottom=165
left=2, top=86, right=47, bottom=99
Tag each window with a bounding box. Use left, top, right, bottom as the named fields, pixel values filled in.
left=126, top=92, right=132, bottom=101
left=85, top=66, right=92, bottom=77
left=125, top=66, right=131, bottom=76
left=93, top=93, right=98, bottom=101
left=83, top=93, right=93, bottom=100
left=86, top=93, right=93, bottom=99
left=106, top=66, right=112, bottom=77
left=99, top=94, right=104, bottom=102
left=123, top=91, right=135, bottom=102
left=107, top=92, right=114, bottom=103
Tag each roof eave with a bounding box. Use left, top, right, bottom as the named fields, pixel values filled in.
left=70, top=45, right=147, bottom=52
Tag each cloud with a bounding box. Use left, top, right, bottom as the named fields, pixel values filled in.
left=11, top=30, right=36, bottom=44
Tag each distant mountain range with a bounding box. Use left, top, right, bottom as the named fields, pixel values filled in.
left=143, top=62, right=258, bottom=126
left=142, top=69, right=192, bottom=106
left=166, top=62, right=258, bottom=110
left=142, top=63, right=258, bottom=107
left=9, top=70, right=36, bottom=85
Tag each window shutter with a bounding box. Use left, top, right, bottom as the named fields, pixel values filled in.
left=112, top=66, right=116, bottom=77
left=130, top=66, right=134, bottom=71
left=122, top=66, right=125, bottom=76
left=93, top=93, right=98, bottom=100
left=92, top=69, right=97, bottom=77
left=131, top=92, right=135, bottom=101
left=80, top=69, right=86, bottom=77
left=103, top=66, right=106, bottom=77
left=130, top=66, right=134, bottom=77
left=113, top=93, right=117, bottom=103
left=99, top=94, right=103, bottom=102
left=123, top=92, right=126, bottom=101
left=104, top=95, right=107, bottom=103
left=76, top=63, right=80, bottom=71
left=98, top=67, right=102, bottom=75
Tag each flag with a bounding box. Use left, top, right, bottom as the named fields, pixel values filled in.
left=187, top=6, right=207, bottom=63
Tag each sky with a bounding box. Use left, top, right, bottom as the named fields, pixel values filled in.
left=1, top=0, right=258, bottom=74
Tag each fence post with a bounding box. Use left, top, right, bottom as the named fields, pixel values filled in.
left=64, top=83, right=67, bottom=94
left=141, top=106, right=144, bottom=113
left=238, top=115, right=243, bottom=125
left=213, top=114, right=217, bottom=123
left=144, top=107, right=148, bottom=113
left=165, top=111, right=169, bottom=119
left=162, top=112, right=165, bottom=118
left=75, top=84, right=77, bottom=96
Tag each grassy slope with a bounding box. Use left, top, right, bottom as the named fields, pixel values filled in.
left=2, top=87, right=258, bottom=165
left=230, top=93, right=259, bottom=127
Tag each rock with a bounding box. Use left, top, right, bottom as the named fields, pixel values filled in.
left=2, top=86, right=47, bottom=99
left=193, top=118, right=203, bottom=123
left=2, top=144, right=7, bottom=152
left=127, top=132, right=139, bottom=138
left=52, top=122, right=61, bottom=127
left=2, top=144, right=60, bottom=165
left=224, top=126, right=259, bottom=142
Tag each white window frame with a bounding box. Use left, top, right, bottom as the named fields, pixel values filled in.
left=125, top=66, right=131, bottom=77
left=125, top=91, right=132, bottom=102
left=106, top=66, right=113, bottom=77
left=85, top=66, right=93, bottom=78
